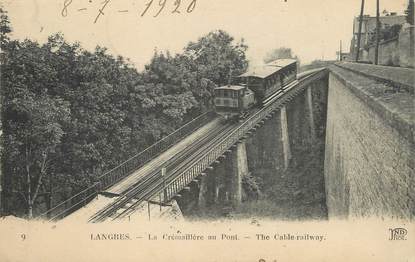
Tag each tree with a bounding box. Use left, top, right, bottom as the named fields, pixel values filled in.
left=184, top=30, right=248, bottom=86
left=13, top=94, right=69, bottom=218
left=1, top=37, right=71, bottom=217
left=263, top=47, right=300, bottom=69
left=264, top=47, right=298, bottom=63
left=0, top=7, right=12, bottom=215
left=0, top=7, right=11, bottom=49
left=144, top=30, right=248, bottom=116
left=1, top=28, right=249, bottom=218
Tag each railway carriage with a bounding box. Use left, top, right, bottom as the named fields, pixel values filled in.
left=239, top=59, right=297, bottom=105
left=214, top=59, right=297, bottom=120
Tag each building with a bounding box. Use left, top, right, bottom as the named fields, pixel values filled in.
left=350, top=13, right=406, bottom=60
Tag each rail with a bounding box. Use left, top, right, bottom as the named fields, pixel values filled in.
left=35, top=111, right=216, bottom=221
left=96, top=111, right=216, bottom=191
left=161, top=69, right=328, bottom=201
left=98, top=68, right=329, bottom=220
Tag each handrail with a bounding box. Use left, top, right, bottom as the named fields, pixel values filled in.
left=111, top=70, right=329, bottom=219
left=38, top=69, right=327, bottom=221
left=161, top=70, right=328, bottom=200
left=101, top=70, right=329, bottom=220
left=36, top=183, right=100, bottom=221
left=96, top=111, right=215, bottom=190
left=35, top=111, right=215, bottom=220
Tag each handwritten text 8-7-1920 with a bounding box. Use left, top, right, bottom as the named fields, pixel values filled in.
left=61, top=0, right=198, bottom=23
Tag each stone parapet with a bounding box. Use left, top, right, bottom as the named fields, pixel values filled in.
left=325, top=64, right=414, bottom=219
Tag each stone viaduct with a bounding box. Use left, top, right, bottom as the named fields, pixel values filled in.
left=178, top=62, right=414, bottom=220
left=9, top=62, right=411, bottom=222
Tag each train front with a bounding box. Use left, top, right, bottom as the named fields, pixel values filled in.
left=213, top=85, right=246, bottom=120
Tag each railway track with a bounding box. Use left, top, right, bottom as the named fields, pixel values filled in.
left=89, top=121, right=236, bottom=222
left=88, top=68, right=327, bottom=222
left=113, top=122, right=240, bottom=220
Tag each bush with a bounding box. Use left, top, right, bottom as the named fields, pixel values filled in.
left=242, top=174, right=262, bottom=201
left=367, top=24, right=402, bottom=48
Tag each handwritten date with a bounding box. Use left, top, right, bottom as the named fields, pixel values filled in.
left=61, top=0, right=73, bottom=17
left=61, top=0, right=198, bottom=23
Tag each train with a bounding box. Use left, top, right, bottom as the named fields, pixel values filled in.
left=214, top=59, right=298, bottom=119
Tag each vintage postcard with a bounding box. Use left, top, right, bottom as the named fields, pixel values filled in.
left=0, top=0, right=414, bottom=261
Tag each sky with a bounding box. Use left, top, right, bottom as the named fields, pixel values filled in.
left=1, top=0, right=408, bottom=70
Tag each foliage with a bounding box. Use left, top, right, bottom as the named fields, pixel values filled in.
left=366, top=24, right=403, bottom=49
left=242, top=174, right=262, bottom=201
left=0, top=7, right=11, bottom=48
left=184, top=30, right=248, bottom=86
left=0, top=9, right=248, bottom=218
left=263, top=47, right=299, bottom=64
left=144, top=30, right=248, bottom=114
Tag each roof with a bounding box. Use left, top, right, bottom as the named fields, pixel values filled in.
left=238, top=59, right=297, bottom=79
left=266, top=59, right=297, bottom=68
left=238, top=66, right=281, bottom=79
left=214, top=85, right=246, bottom=91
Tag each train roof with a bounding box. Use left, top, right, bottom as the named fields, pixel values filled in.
left=238, top=65, right=282, bottom=79
left=214, top=85, right=246, bottom=91
left=266, top=59, right=297, bottom=68
left=238, top=59, right=297, bottom=79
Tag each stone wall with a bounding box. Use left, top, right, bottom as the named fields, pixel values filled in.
left=399, top=25, right=415, bottom=68
left=179, top=70, right=330, bottom=219
left=367, top=37, right=399, bottom=66
left=246, top=108, right=285, bottom=183
left=286, top=90, right=313, bottom=163
left=366, top=25, right=415, bottom=68
left=325, top=65, right=414, bottom=219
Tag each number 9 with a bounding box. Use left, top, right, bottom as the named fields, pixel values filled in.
left=154, top=0, right=167, bottom=17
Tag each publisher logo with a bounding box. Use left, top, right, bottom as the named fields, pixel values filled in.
left=389, top=228, right=407, bottom=241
